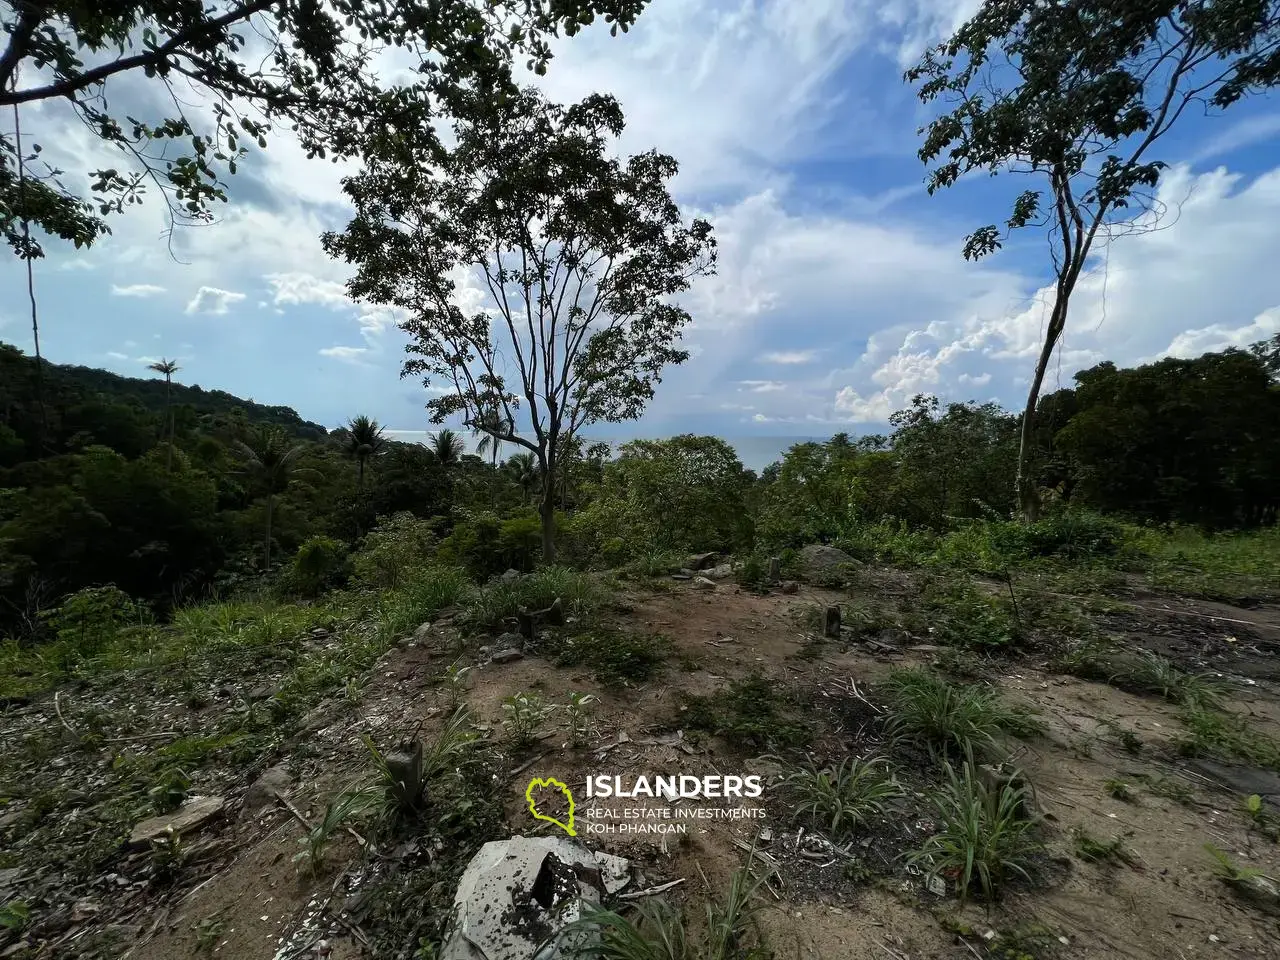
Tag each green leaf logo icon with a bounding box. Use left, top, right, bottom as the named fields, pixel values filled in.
left=526, top=777, right=576, bottom=836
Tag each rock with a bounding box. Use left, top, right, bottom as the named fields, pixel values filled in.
left=823, top=605, right=841, bottom=638
left=244, top=765, right=293, bottom=813
left=414, top=622, right=434, bottom=643
left=494, top=632, right=524, bottom=652
left=491, top=648, right=525, bottom=664
left=440, top=837, right=631, bottom=960
left=246, top=684, right=279, bottom=703
left=687, top=552, right=719, bottom=570
left=1188, top=759, right=1280, bottom=798
left=499, top=568, right=522, bottom=584
left=129, top=797, right=226, bottom=847
left=799, top=544, right=860, bottom=580
left=780, top=580, right=799, bottom=594
left=310, top=627, right=330, bottom=639
left=0, top=867, right=20, bottom=892
left=692, top=576, right=716, bottom=591
left=767, top=557, right=781, bottom=580
left=705, top=563, right=734, bottom=580
left=670, top=573, right=691, bottom=581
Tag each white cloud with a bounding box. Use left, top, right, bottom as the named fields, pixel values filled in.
left=185, top=286, right=247, bottom=315
left=958, top=372, right=991, bottom=386
left=106, top=351, right=129, bottom=360
left=111, top=283, right=166, bottom=298
left=1191, top=114, right=1280, bottom=165
left=267, top=272, right=352, bottom=310
left=760, top=350, right=817, bottom=364
left=738, top=379, right=787, bottom=393
left=1156, top=308, right=1280, bottom=360
left=319, top=345, right=369, bottom=363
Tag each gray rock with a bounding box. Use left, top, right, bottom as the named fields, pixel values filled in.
left=414, top=622, right=434, bottom=643
left=1188, top=759, right=1280, bottom=797
left=244, top=765, right=293, bottom=813
left=705, top=563, right=734, bottom=580
left=491, top=648, right=524, bottom=664
left=246, top=684, right=278, bottom=703
left=687, top=552, right=718, bottom=570
left=309, top=627, right=330, bottom=639
left=441, top=837, right=630, bottom=960
left=799, top=544, right=859, bottom=580
left=780, top=580, right=799, bottom=594
left=692, top=576, right=716, bottom=591
left=129, top=796, right=225, bottom=847
left=671, top=572, right=692, bottom=581
left=495, top=631, right=524, bottom=651
left=499, top=568, right=522, bottom=584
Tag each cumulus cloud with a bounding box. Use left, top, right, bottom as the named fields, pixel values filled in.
left=111, top=283, right=165, bottom=297
left=760, top=350, right=818, bottom=364
left=185, top=286, right=247, bottom=315
left=319, top=345, right=370, bottom=363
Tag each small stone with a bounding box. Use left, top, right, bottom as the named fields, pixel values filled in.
left=671, top=573, right=692, bottom=581
left=309, top=627, right=329, bottom=639
left=129, top=797, right=226, bottom=847
left=244, top=765, right=293, bottom=813
left=247, top=684, right=278, bottom=703
left=491, top=648, right=524, bottom=664
left=692, top=576, right=716, bottom=591
left=780, top=581, right=798, bottom=594
left=413, top=622, right=433, bottom=643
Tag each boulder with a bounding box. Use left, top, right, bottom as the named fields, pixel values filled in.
left=441, top=837, right=631, bottom=960
left=129, top=796, right=225, bottom=847
left=414, top=622, right=435, bottom=643
left=692, top=576, right=716, bottom=591
left=499, top=569, right=523, bottom=584
left=780, top=581, right=799, bottom=594
left=494, top=632, right=525, bottom=652
left=491, top=648, right=525, bottom=665
left=244, top=765, right=293, bottom=814
left=687, top=552, right=719, bottom=571
left=704, top=563, right=734, bottom=580
left=798, top=544, right=859, bottom=580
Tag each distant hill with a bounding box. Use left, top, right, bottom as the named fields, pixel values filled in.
left=0, top=342, right=328, bottom=460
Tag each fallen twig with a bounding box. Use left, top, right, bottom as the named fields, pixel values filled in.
left=618, top=878, right=686, bottom=900
left=510, top=750, right=550, bottom=778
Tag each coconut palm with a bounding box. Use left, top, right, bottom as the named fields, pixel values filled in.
left=471, top=405, right=513, bottom=467
left=504, top=452, right=540, bottom=504
left=233, top=425, right=310, bottom=571
left=147, top=357, right=181, bottom=471
left=345, top=414, right=387, bottom=490
left=429, top=428, right=465, bottom=468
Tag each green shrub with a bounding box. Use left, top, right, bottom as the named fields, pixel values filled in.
left=682, top=676, right=813, bottom=751
left=882, top=668, right=1042, bottom=757
left=41, top=585, right=150, bottom=655
left=920, top=578, right=1019, bottom=650
left=287, top=535, right=349, bottom=596
left=352, top=512, right=439, bottom=590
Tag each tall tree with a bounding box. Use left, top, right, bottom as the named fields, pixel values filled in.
left=345, top=415, right=387, bottom=490
left=429, top=428, right=465, bottom=468
left=907, top=0, right=1280, bottom=521
left=147, top=358, right=181, bottom=471
left=504, top=452, right=541, bottom=504
left=0, top=1, right=648, bottom=257
left=233, top=426, right=309, bottom=571
left=325, top=87, right=716, bottom=560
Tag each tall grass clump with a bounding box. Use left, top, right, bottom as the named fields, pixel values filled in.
left=882, top=668, right=1042, bottom=757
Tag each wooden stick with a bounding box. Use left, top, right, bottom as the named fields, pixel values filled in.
left=618, top=878, right=686, bottom=900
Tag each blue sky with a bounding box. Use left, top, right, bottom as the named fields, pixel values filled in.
left=2, top=0, right=1279, bottom=455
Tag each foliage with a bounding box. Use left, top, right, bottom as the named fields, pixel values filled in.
left=363, top=707, right=477, bottom=818
left=40, top=584, right=149, bottom=656
left=919, top=577, right=1019, bottom=650
left=287, top=536, right=350, bottom=597
left=565, top=692, right=599, bottom=746
left=463, top=566, right=604, bottom=629
left=1178, top=705, right=1280, bottom=771
left=294, top=785, right=380, bottom=877
left=1072, top=829, right=1136, bottom=867
left=779, top=756, right=901, bottom=839
left=437, top=509, right=547, bottom=578
left=0, top=1, right=648, bottom=257
left=882, top=669, right=1042, bottom=757
left=543, top=631, right=669, bottom=687
left=325, top=86, right=715, bottom=561
left=908, top=758, right=1042, bottom=903
left=351, top=513, right=440, bottom=590
left=682, top=676, right=813, bottom=752
left=502, top=692, right=553, bottom=748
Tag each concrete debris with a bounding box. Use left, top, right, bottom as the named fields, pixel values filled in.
left=129, top=796, right=226, bottom=847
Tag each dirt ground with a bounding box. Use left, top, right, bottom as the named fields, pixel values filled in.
left=6, top=574, right=1280, bottom=960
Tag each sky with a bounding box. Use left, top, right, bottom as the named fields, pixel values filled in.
left=3, top=0, right=1280, bottom=466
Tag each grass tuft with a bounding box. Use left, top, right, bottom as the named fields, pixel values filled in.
left=882, top=668, right=1042, bottom=757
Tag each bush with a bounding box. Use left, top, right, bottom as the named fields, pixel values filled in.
left=439, top=509, right=555, bottom=579
left=351, top=512, right=439, bottom=590
left=1022, top=510, right=1124, bottom=560
left=286, top=535, right=349, bottom=596
left=41, top=585, right=150, bottom=655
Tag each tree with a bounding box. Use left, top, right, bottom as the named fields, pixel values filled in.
left=504, top=452, right=541, bottom=504
left=0, top=1, right=649, bottom=258
left=147, top=358, right=181, bottom=471
left=1251, top=331, right=1280, bottom=379
left=345, top=415, right=386, bottom=490
left=233, top=426, right=310, bottom=571
left=429, top=428, right=465, bottom=469
left=908, top=0, right=1280, bottom=521
left=325, top=87, right=716, bottom=561
left=472, top=404, right=514, bottom=466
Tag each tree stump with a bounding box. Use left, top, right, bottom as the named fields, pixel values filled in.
left=768, top=556, right=781, bottom=581
left=823, top=605, right=841, bottom=639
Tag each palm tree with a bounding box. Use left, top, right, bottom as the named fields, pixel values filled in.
left=345, top=414, right=386, bottom=490
left=147, top=358, right=181, bottom=471
left=429, top=428, right=464, bottom=468
left=233, top=425, right=310, bottom=571
left=504, top=452, right=540, bottom=504
left=471, top=405, right=514, bottom=467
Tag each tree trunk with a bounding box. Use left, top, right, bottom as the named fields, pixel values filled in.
left=539, top=452, right=556, bottom=563
left=1014, top=292, right=1071, bottom=523
left=264, top=494, right=274, bottom=571
left=164, top=376, right=174, bottom=472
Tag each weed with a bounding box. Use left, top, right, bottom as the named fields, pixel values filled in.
left=1113, top=651, right=1223, bottom=708
left=294, top=786, right=379, bottom=876
left=544, top=630, right=669, bottom=686
left=882, top=668, right=1042, bottom=758
left=343, top=677, right=367, bottom=706
left=465, top=567, right=604, bottom=629
left=149, top=826, right=186, bottom=884
left=780, top=756, right=901, bottom=839
left=1104, top=779, right=1136, bottom=803
left=192, top=914, right=226, bottom=954
left=147, top=768, right=190, bottom=813
left=565, top=692, right=599, bottom=747
left=0, top=900, right=29, bottom=932
left=934, top=647, right=989, bottom=681
left=1204, top=844, right=1277, bottom=887
left=1177, top=705, right=1280, bottom=771
left=682, top=676, right=812, bottom=752
left=1133, top=773, right=1193, bottom=805
left=1073, top=828, right=1137, bottom=866
left=502, top=692, right=553, bottom=749
left=443, top=662, right=472, bottom=708
left=1102, top=721, right=1143, bottom=755
left=919, top=578, right=1019, bottom=650
left=364, top=707, right=477, bottom=818
left=1242, top=794, right=1279, bottom=841
left=907, top=757, right=1042, bottom=904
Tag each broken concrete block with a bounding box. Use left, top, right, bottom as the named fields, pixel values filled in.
left=129, top=796, right=225, bottom=847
